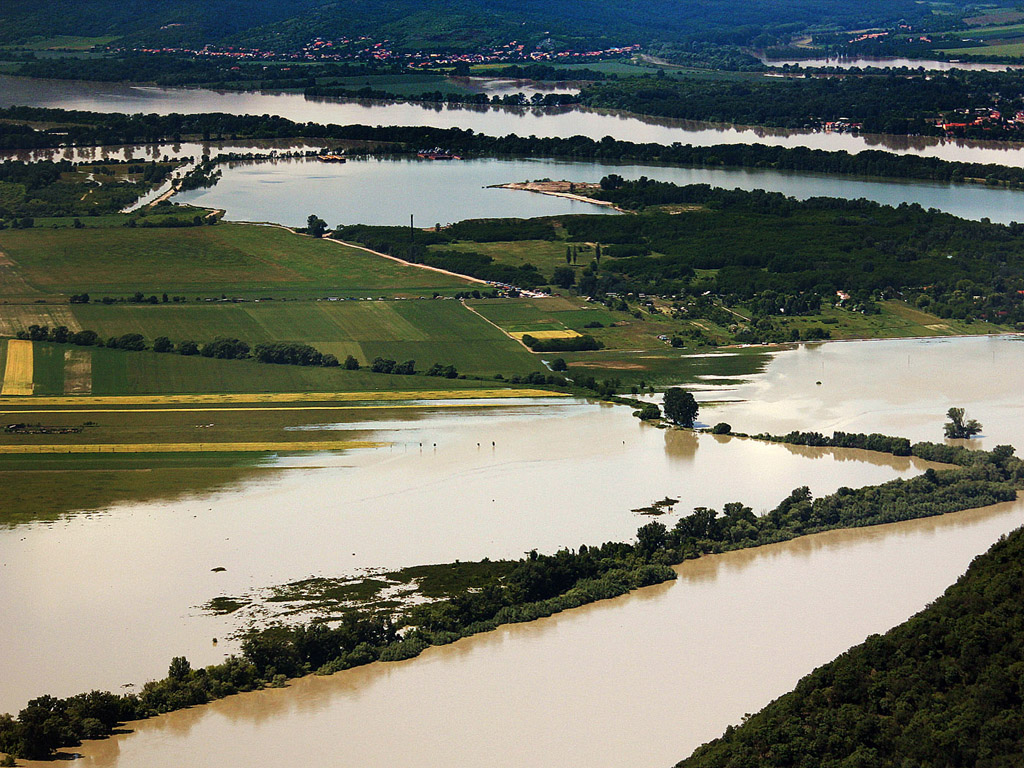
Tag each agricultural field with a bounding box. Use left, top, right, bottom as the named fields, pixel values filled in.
left=0, top=221, right=471, bottom=299
left=0, top=35, right=119, bottom=50
left=0, top=335, right=539, bottom=397
left=939, top=41, right=1024, bottom=57
left=0, top=461, right=270, bottom=526
left=0, top=298, right=541, bottom=381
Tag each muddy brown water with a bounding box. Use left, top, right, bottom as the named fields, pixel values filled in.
left=39, top=498, right=1024, bottom=768
left=5, top=335, right=1024, bottom=767
left=0, top=398, right=927, bottom=712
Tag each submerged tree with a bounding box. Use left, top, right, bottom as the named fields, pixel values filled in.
left=663, top=388, right=699, bottom=427
left=944, top=407, right=982, bottom=439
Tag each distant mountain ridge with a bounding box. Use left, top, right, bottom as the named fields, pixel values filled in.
left=0, top=0, right=960, bottom=52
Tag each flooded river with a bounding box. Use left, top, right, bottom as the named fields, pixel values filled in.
left=0, top=396, right=926, bottom=712
left=708, top=335, right=1024, bottom=447
left=760, top=55, right=1024, bottom=72
left=3, top=335, right=1023, bottom=764
left=52, top=498, right=1024, bottom=768
left=8, top=74, right=1024, bottom=165
left=174, top=153, right=1024, bottom=226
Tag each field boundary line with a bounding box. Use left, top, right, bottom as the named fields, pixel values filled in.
left=249, top=221, right=487, bottom=286
left=461, top=301, right=534, bottom=351
left=0, top=440, right=386, bottom=454
left=0, top=388, right=567, bottom=407
left=0, top=401, right=564, bottom=415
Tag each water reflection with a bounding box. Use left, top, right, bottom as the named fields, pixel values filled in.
left=7, top=74, right=1024, bottom=165
left=169, top=153, right=1024, bottom=226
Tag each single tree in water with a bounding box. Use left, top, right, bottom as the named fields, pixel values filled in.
left=663, top=387, right=699, bottom=427
left=944, top=407, right=982, bottom=439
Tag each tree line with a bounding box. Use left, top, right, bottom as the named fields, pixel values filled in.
left=567, top=178, right=1024, bottom=326
left=11, top=107, right=1024, bottom=190
left=580, top=70, right=1024, bottom=140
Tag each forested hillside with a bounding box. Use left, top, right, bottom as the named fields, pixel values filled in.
left=0, top=0, right=963, bottom=50
left=678, top=521, right=1024, bottom=767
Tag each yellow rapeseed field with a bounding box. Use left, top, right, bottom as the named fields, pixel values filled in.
left=509, top=330, right=581, bottom=340
left=0, top=388, right=566, bottom=408
left=1, top=339, right=33, bottom=396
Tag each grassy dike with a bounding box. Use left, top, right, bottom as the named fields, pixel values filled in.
left=1, top=431, right=1021, bottom=761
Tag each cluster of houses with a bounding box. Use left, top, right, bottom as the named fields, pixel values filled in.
left=129, top=38, right=639, bottom=67
left=936, top=107, right=1024, bottom=132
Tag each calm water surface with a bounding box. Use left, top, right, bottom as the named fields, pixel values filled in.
left=708, top=335, right=1024, bottom=446
left=174, top=153, right=1024, bottom=226
left=761, top=55, right=1024, bottom=72
left=8, top=75, right=1024, bottom=164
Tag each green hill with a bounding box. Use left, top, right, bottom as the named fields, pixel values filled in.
left=0, top=0, right=953, bottom=51
left=678, top=523, right=1024, bottom=767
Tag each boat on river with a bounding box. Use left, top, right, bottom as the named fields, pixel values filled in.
left=417, top=147, right=461, bottom=160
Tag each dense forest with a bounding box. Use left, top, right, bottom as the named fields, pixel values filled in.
left=678, top=519, right=1024, bottom=767
left=337, top=181, right=1024, bottom=328
left=9, top=107, right=1024, bottom=189
left=582, top=71, right=1024, bottom=139
left=571, top=179, right=1024, bottom=326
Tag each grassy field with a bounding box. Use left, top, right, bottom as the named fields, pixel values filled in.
left=313, top=72, right=476, bottom=96
left=940, top=41, right=1024, bottom=58
left=0, top=221, right=471, bottom=299
left=432, top=240, right=589, bottom=277
left=0, top=340, right=543, bottom=396
left=0, top=299, right=542, bottom=382
left=1, top=35, right=119, bottom=50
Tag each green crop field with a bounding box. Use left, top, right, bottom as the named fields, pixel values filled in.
left=469, top=296, right=661, bottom=340
left=312, top=72, right=476, bottom=96
left=940, top=41, right=1024, bottom=57
left=0, top=222, right=471, bottom=299
left=2, top=298, right=540, bottom=379
left=4, top=338, right=533, bottom=396
left=953, top=22, right=1024, bottom=38
left=3, top=35, right=120, bottom=50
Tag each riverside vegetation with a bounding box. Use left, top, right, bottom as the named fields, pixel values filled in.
left=15, top=108, right=1024, bottom=189
left=0, top=430, right=1020, bottom=761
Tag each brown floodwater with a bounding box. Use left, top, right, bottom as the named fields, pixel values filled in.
left=707, top=335, right=1024, bottom=446
left=45, top=497, right=1024, bottom=768
left=5, top=334, right=1024, bottom=766
left=0, top=398, right=924, bottom=712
